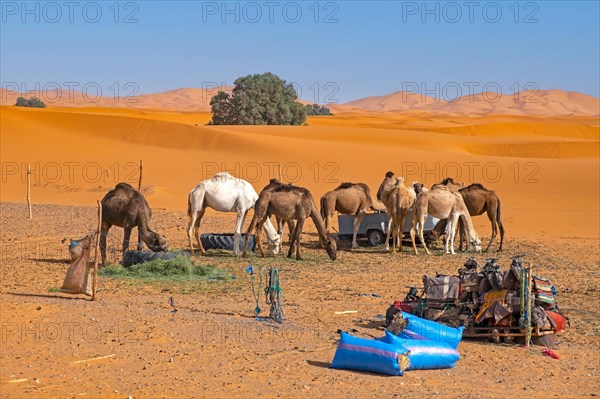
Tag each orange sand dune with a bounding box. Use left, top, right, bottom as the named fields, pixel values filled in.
left=344, top=91, right=440, bottom=111
left=342, top=89, right=600, bottom=116
left=1, top=105, right=598, bottom=238
left=0, top=87, right=232, bottom=112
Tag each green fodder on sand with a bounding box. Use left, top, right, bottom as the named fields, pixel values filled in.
left=99, top=256, right=227, bottom=283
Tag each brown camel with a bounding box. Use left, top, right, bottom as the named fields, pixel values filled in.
left=410, top=187, right=481, bottom=255
left=260, top=179, right=296, bottom=254
left=100, top=183, right=168, bottom=265
left=320, top=182, right=385, bottom=249
left=430, top=179, right=505, bottom=252
left=376, top=172, right=417, bottom=254
left=243, top=184, right=337, bottom=260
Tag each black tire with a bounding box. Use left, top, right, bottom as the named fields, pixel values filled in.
left=367, top=229, right=386, bottom=246
left=200, top=233, right=256, bottom=252
left=123, top=250, right=188, bottom=267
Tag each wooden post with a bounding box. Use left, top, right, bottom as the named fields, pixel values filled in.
left=278, top=163, right=283, bottom=181
left=137, top=160, right=143, bottom=192
left=26, top=163, right=32, bottom=219
left=91, top=200, right=102, bottom=301
left=525, top=263, right=533, bottom=347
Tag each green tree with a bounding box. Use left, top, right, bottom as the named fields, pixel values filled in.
left=209, top=73, right=306, bottom=125
left=15, top=96, right=46, bottom=108
left=305, top=104, right=333, bottom=115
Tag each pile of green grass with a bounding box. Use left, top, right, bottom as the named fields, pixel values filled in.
left=99, top=256, right=227, bottom=283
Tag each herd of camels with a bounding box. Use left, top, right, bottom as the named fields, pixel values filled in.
left=99, top=171, right=504, bottom=264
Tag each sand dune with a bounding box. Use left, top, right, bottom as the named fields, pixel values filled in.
left=0, top=87, right=232, bottom=112
left=1, top=105, right=598, bottom=238
left=3, top=86, right=598, bottom=116
left=344, top=91, right=440, bottom=111
left=343, top=89, right=600, bottom=116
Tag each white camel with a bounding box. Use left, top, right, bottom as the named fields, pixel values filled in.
left=410, top=187, right=481, bottom=255
left=187, top=172, right=281, bottom=256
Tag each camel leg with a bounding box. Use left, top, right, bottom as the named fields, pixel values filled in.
left=242, top=214, right=260, bottom=258
left=294, top=218, right=306, bottom=260
left=193, top=209, right=207, bottom=255
left=287, top=221, right=298, bottom=258
left=397, top=213, right=407, bottom=254
left=418, top=215, right=431, bottom=255
left=447, top=214, right=459, bottom=255
left=122, top=224, right=132, bottom=263
left=410, top=214, right=418, bottom=255
left=232, top=208, right=249, bottom=256
left=100, top=222, right=110, bottom=265
left=187, top=204, right=196, bottom=254
left=497, top=214, right=505, bottom=252
left=255, top=214, right=270, bottom=258
left=444, top=216, right=454, bottom=254
left=484, top=206, right=498, bottom=253
left=352, top=210, right=365, bottom=249
left=385, top=214, right=393, bottom=251
left=390, top=214, right=398, bottom=254
left=321, top=212, right=332, bottom=248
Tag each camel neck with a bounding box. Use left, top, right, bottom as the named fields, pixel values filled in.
left=309, top=202, right=329, bottom=241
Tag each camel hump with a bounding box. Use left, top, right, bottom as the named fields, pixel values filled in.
left=212, top=171, right=233, bottom=180
left=115, top=182, right=136, bottom=191
left=337, top=182, right=355, bottom=189
left=464, top=183, right=487, bottom=190
left=441, top=177, right=455, bottom=185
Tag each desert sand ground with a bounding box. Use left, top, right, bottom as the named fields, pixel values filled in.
left=1, top=105, right=599, bottom=398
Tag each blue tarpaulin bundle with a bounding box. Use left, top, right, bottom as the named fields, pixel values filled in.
left=399, top=312, right=464, bottom=349
left=380, top=330, right=460, bottom=370
left=331, top=314, right=463, bottom=375
left=330, top=332, right=409, bottom=376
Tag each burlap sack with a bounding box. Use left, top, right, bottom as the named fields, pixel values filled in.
left=61, top=235, right=94, bottom=296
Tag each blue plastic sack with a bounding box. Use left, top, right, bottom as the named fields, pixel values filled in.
left=400, top=312, right=464, bottom=349
left=331, top=332, right=408, bottom=376
left=381, top=331, right=460, bottom=370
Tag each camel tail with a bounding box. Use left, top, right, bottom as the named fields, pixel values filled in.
left=320, top=195, right=326, bottom=220
left=187, top=190, right=193, bottom=218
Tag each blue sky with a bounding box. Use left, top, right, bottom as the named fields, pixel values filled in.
left=1, top=1, right=598, bottom=103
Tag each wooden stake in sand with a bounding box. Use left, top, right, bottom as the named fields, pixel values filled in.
left=137, top=159, right=143, bottom=192
left=91, top=200, right=102, bottom=301
left=26, top=163, right=32, bottom=219
left=526, top=262, right=533, bottom=347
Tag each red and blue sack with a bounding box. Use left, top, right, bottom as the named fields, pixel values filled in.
left=399, top=312, right=464, bottom=349
left=331, top=332, right=409, bottom=376
left=380, top=330, right=460, bottom=370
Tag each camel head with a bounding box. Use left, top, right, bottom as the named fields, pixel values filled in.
left=471, top=235, right=482, bottom=253
left=323, top=235, right=337, bottom=260
left=377, top=171, right=396, bottom=201
left=144, top=231, right=168, bottom=252
left=412, top=181, right=426, bottom=194
left=268, top=235, right=282, bottom=256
